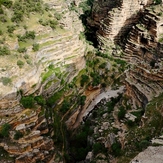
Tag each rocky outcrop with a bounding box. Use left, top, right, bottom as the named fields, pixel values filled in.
left=130, top=146, right=163, bottom=163
left=0, top=108, right=54, bottom=163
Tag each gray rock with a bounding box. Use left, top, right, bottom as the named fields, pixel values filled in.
left=86, top=151, right=93, bottom=162
left=102, top=113, right=108, bottom=119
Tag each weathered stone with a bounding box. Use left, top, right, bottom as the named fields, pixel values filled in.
left=86, top=151, right=93, bottom=162
left=130, top=146, right=163, bottom=163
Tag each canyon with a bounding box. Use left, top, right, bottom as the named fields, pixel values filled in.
left=0, top=0, right=163, bottom=163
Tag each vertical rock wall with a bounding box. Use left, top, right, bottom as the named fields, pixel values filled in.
left=88, top=0, right=152, bottom=48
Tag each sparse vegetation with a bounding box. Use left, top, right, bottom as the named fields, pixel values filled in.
left=17, top=31, right=36, bottom=42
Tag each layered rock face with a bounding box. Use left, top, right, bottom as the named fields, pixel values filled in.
left=0, top=0, right=85, bottom=105
left=89, top=0, right=163, bottom=107
left=88, top=0, right=152, bottom=48
left=124, top=6, right=163, bottom=107
left=0, top=0, right=86, bottom=162
left=0, top=108, right=54, bottom=163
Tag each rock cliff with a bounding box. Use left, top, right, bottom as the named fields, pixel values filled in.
left=88, top=0, right=152, bottom=48
left=0, top=0, right=85, bottom=105
left=124, top=6, right=163, bottom=107
left=0, top=0, right=86, bottom=162
left=89, top=0, right=163, bottom=107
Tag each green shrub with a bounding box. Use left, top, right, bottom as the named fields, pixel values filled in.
left=26, top=59, right=32, bottom=65
left=0, top=0, right=12, bottom=8
left=92, top=74, right=100, bottom=86
left=80, top=74, right=89, bottom=86
left=34, top=96, right=46, bottom=106
left=139, top=140, right=150, bottom=150
left=14, top=130, right=23, bottom=140
left=17, top=47, right=27, bottom=53
left=17, top=60, right=24, bottom=68
left=60, top=100, right=70, bottom=114
left=0, top=123, right=11, bottom=137
left=7, top=25, right=16, bottom=33
left=18, top=31, right=36, bottom=42
left=20, top=95, right=35, bottom=108
left=107, top=101, right=115, bottom=113
left=93, top=143, right=103, bottom=155
left=32, top=43, right=39, bottom=51
left=55, top=12, right=62, bottom=20
left=49, top=20, right=58, bottom=29
left=24, top=54, right=29, bottom=59
left=11, top=10, right=23, bottom=22
left=99, top=62, right=106, bottom=69
left=150, top=60, right=156, bottom=68
left=126, top=120, right=135, bottom=128
left=25, top=31, right=35, bottom=39
left=111, top=141, right=121, bottom=156
left=154, top=0, right=162, bottom=4
left=38, top=19, right=48, bottom=26
left=78, top=95, right=86, bottom=106
left=118, top=106, right=126, bottom=120
left=0, top=46, right=10, bottom=55
left=1, top=77, right=12, bottom=85
left=0, top=7, right=3, bottom=14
